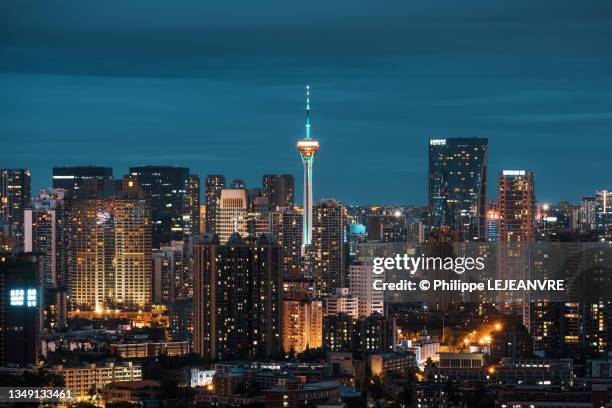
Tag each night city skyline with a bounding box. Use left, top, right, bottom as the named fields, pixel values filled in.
left=2, top=0, right=612, bottom=205
left=2, top=3, right=612, bottom=406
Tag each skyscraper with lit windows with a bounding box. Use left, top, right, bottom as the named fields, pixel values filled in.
left=68, top=180, right=152, bottom=311
left=428, top=138, right=488, bottom=241
left=498, top=170, right=535, bottom=314
left=486, top=208, right=500, bottom=243
left=263, top=175, right=295, bottom=209
left=498, top=170, right=536, bottom=242
left=216, top=188, right=248, bottom=243
left=205, top=175, right=225, bottom=234
left=312, top=199, right=346, bottom=295
left=0, top=168, right=31, bottom=227
left=128, top=166, right=198, bottom=247
left=271, top=206, right=303, bottom=279
left=595, top=190, right=611, bottom=240
left=52, top=166, right=113, bottom=199
left=193, top=232, right=283, bottom=360
left=0, top=254, right=42, bottom=367
left=282, top=298, right=322, bottom=354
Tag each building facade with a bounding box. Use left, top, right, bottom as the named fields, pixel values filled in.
left=0, top=254, right=42, bottom=367
left=428, top=138, right=488, bottom=242
left=263, top=175, right=295, bottom=209
left=349, top=258, right=384, bottom=318
left=205, top=175, right=226, bottom=234
left=193, top=233, right=283, bottom=360
left=312, top=199, right=346, bottom=295
left=282, top=299, right=323, bottom=354
left=498, top=170, right=536, bottom=243
left=68, top=192, right=152, bottom=311
left=52, top=166, right=113, bottom=199
left=0, top=168, right=31, bottom=227
left=216, top=188, right=248, bottom=243
left=129, top=166, right=199, bottom=247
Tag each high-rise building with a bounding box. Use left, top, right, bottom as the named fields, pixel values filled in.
left=407, top=220, right=426, bottom=244
left=152, top=241, right=185, bottom=305
left=129, top=166, right=198, bottom=247
left=52, top=166, right=113, bottom=198
left=0, top=168, right=31, bottom=227
left=312, top=199, right=346, bottom=295
left=322, top=313, right=353, bottom=352
left=204, top=175, right=225, bottom=234
left=498, top=170, right=535, bottom=314
left=498, top=170, right=536, bottom=242
left=0, top=254, right=42, bottom=367
left=251, top=233, right=284, bottom=359
left=68, top=199, right=138, bottom=311
left=186, top=174, right=201, bottom=237
left=169, top=298, right=193, bottom=343
left=113, top=196, right=152, bottom=310
left=349, top=259, right=384, bottom=318
left=199, top=204, right=207, bottom=233
left=0, top=225, right=19, bottom=253
left=247, top=196, right=272, bottom=239
left=24, top=189, right=68, bottom=330
left=24, top=189, right=68, bottom=288
left=355, top=312, right=395, bottom=353
left=271, top=206, right=303, bottom=278
left=428, top=138, right=488, bottom=241
left=193, top=233, right=283, bottom=360
left=263, top=175, right=295, bottom=209
left=296, top=86, right=320, bottom=253
left=595, top=190, right=611, bottom=240
left=580, top=196, right=597, bottom=232
left=324, top=288, right=359, bottom=318
left=347, top=224, right=366, bottom=257
left=25, top=208, right=58, bottom=288
left=68, top=182, right=152, bottom=311
left=486, top=208, right=500, bottom=243
left=282, top=298, right=323, bottom=354
left=578, top=191, right=611, bottom=240
left=216, top=188, right=248, bottom=243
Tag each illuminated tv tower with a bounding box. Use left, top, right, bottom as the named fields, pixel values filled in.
left=297, top=85, right=319, bottom=254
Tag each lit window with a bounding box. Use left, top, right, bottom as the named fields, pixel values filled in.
left=27, top=289, right=37, bottom=307
left=10, top=289, right=24, bottom=306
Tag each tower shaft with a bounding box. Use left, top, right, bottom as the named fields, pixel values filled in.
left=302, top=160, right=314, bottom=248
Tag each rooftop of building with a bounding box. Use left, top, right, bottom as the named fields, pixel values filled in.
left=105, top=380, right=161, bottom=390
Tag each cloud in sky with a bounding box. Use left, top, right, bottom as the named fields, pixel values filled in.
left=1, top=0, right=611, bottom=204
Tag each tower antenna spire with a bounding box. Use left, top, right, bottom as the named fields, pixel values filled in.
left=305, top=85, right=311, bottom=140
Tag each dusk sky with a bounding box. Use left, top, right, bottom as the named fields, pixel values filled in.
left=1, top=0, right=611, bottom=205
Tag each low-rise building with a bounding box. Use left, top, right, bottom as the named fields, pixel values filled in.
left=109, top=341, right=189, bottom=358
left=368, top=352, right=416, bottom=378
left=186, top=367, right=216, bottom=388
left=496, top=358, right=573, bottom=387
left=103, top=380, right=160, bottom=407
left=53, top=361, right=142, bottom=397
left=425, top=352, right=486, bottom=382
left=496, top=386, right=610, bottom=408
left=263, top=381, right=341, bottom=408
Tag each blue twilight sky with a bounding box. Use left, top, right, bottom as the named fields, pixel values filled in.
left=1, top=0, right=611, bottom=205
